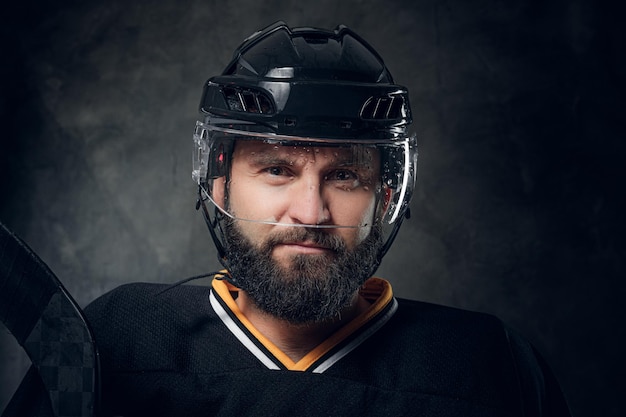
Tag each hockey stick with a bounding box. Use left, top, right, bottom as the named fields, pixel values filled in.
left=0, top=222, right=99, bottom=417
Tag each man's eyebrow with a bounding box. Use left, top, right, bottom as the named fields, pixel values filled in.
left=241, top=149, right=293, bottom=166
left=239, top=146, right=374, bottom=168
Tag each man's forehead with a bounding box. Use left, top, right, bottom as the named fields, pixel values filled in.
left=232, top=140, right=378, bottom=165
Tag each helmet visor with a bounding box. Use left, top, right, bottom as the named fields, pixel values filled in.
left=193, top=122, right=416, bottom=229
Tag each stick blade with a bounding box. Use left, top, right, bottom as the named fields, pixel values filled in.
left=0, top=222, right=99, bottom=417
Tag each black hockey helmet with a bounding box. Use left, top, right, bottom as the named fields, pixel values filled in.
left=193, top=21, right=417, bottom=269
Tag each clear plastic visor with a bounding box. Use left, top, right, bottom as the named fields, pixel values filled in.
left=193, top=122, right=416, bottom=230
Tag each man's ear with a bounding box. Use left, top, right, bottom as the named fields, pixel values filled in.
left=210, top=177, right=227, bottom=209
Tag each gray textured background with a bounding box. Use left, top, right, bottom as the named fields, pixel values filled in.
left=1, top=0, right=624, bottom=415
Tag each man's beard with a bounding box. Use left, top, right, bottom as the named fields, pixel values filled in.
left=222, top=220, right=384, bottom=325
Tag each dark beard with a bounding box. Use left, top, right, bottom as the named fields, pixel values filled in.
left=222, top=221, right=383, bottom=324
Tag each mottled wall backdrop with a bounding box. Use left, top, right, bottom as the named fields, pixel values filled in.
left=1, top=0, right=624, bottom=415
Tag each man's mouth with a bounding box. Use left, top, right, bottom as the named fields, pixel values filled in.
left=274, top=240, right=336, bottom=255
left=265, top=228, right=345, bottom=256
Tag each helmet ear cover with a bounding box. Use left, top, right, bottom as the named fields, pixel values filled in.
left=207, top=137, right=233, bottom=179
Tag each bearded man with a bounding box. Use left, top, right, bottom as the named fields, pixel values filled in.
left=5, top=21, right=571, bottom=417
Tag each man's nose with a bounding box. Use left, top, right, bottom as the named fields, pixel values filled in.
left=287, top=179, right=331, bottom=226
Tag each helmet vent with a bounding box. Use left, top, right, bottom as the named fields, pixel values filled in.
left=360, top=95, right=406, bottom=120
left=222, top=87, right=275, bottom=114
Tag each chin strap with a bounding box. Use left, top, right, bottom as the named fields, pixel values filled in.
left=196, top=186, right=243, bottom=289
left=196, top=186, right=226, bottom=261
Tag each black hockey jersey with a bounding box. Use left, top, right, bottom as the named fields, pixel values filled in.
left=6, top=277, right=571, bottom=416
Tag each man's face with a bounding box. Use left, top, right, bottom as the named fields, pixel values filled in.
left=213, top=140, right=387, bottom=323
left=223, top=140, right=381, bottom=252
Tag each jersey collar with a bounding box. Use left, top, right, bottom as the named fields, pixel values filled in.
left=209, top=275, right=398, bottom=372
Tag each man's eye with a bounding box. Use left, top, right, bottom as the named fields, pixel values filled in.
left=266, top=166, right=287, bottom=176
left=326, top=169, right=357, bottom=181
